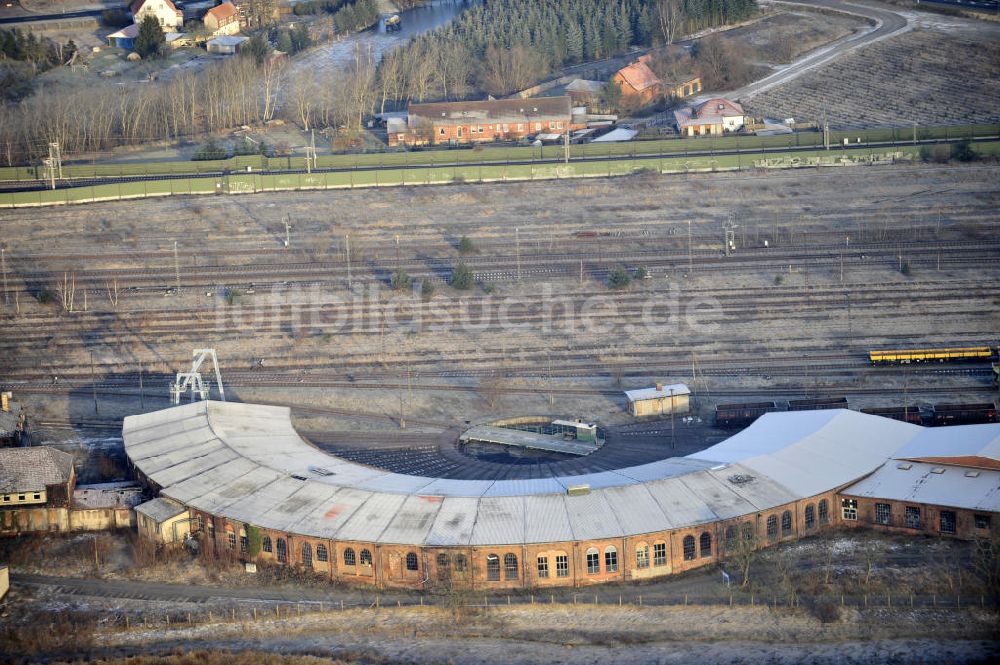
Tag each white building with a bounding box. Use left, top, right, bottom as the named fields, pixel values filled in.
left=624, top=383, right=691, bottom=417
left=130, top=0, right=183, bottom=32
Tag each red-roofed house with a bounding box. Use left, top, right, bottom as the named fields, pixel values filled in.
left=613, top=54, right=702, bottom=105
left=613, top=55, right=661, bottom=104
left=203, top=1, right=241, bottom=36
left=673, top=98, right=746, bottom=137
left=130, top=0, right=183, bottom=32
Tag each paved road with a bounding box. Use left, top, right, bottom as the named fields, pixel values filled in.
left=722, top=0, right=911, bottom=102
left=0, top=8, right=101, bottom=23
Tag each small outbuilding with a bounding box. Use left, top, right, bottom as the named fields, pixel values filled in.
left=135, top=497, right=190, bottom=544
left=206, top=34, right=248, bottom=54
left=106, top=23, right=140, bottom=50
left=625, top=383, right=691, bottom=417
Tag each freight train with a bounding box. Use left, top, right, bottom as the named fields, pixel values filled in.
left=868, top=346, right=995, bottom=365
left=715, top=399, right=998, bottom=428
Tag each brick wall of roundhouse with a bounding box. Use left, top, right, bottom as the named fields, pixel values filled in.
left=839, top=496, right=996, bottom=540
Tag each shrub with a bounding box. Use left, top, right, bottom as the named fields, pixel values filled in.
left=811, top=597, right=842, bottom=623
left=390, top=269, right=412, bottom=290
left=449, top=262, right=474, bottom=290
left=774, top=274, right=784, bottom=285
left=458, top=235, right=475, bottom=255
left=421, top=280, right=435, bottom=300
left=607, top=265, right=631, bottom=290
left=951, top=140, right=977, bottom=162
left=193, top=139, right=229, bottom=161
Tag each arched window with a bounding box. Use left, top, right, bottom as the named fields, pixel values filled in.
left=682, top=535, right=696, bottom=561
left=781, top=510, right=792, bottom=536
left=766, top=515, right=778, bottom=540
left=343, top=547, right=356, bottom=566
left=437, top=553, right=450, bottom=581
left=405, top=551, right=418, bottom=571
left=486, top=554, right=501, bottom=581
left=818, top=499, right=829, bottom=524
left=635, top=543, right=649, bottom=569
left=699, top=532, right=712, bottom=558
left=604, top=546, right=618, bottom=573
left=742, top=522, right=755, bottom=542
left=454, top=554, right=467, bottom=572
left=276, top=538, right=287, bottom=563
left=301, top=543, right=313, bottom=567
left=586, top=547, right=600, bottom=574
left=262, top=536, right=272, bottom=553
left=316, top=544, right=328, bottom=562
left=805, top=504, right=816, bottom=530
left=724, top=525, right=737, bottom=550
left=359, top=549, right=372, bottom=566
left=504, top=553, right=518, bottom=580
left=226, top=527, right=236, bottom=550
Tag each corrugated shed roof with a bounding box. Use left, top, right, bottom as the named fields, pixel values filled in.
left=842, top=461, right=1000, bottom=512
left=0, top=447, right=73, bottom=493
left=409, top=97, right=571, bottom=125
left=471, top=496, right=523, bottom=545
left=424, top=496, right=479, bottom=546
left=624, top=383, right=690, bottom=401
left=692, top=410, right=922, bottom=496
left=135, top=497, right=186, bottom=523
left=125, top=402, right=979, bottom=547
left=895, top=424, right=1000, bottom=463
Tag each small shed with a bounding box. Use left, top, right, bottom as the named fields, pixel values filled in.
left=625, top=383, right=691, bottom=417
left=106, top=23, right=139, bottom=50
left=206, top=34, right=248, bottom=55
left=135, top=497, right=190, bottom=544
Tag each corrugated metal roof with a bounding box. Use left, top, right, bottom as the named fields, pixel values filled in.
left=895, top=424, right=1000, bottom=463
left=842, top=461, right=1000, bottom=512
left=471, top=496, right=524, bottom=545
left=692, top=410, right=922, bottom=497
left=424, top=496, right=479, bottom=546
left=523, top=494, right=575, bottom=543
left=624, top=383, right=690, bottom=401
left=124, top=401, right=987, bottom=547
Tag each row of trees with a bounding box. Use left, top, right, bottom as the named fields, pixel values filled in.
left=0, top=42, right=386, bottom=165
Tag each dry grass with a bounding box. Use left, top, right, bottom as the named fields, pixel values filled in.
left=51, top=652, right=366, bottom=665
left=746, top=30, right=1000, bottom=127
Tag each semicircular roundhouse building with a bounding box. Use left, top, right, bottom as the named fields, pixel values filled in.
left=123, top=401, right=1000, bottom=589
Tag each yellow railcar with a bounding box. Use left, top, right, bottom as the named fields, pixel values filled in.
left=869, top=346, right=994, bottom=365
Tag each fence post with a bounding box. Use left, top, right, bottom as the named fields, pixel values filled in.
left=341, top=600, right=345, bottom=611
left=887, top=594, right=890, bottom=608
left=957, top=595, right=960, bottom=608
left=125, top=616, right=129, bottom=629
left=253, top=608, right=257, bottom=621
left=594, top=594, right=597, bottom=605
left=165, top=615, right=170, bottom=627
left=639, top=595, right=642, bottom=606
left=684, top=594, right=688, bottom=606
left=551, top=594, right=554, bottom=605
left=730, top=593, right=733, bottom=607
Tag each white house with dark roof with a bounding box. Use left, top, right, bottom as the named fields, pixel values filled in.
left=130, top=0, right=183, bottom=32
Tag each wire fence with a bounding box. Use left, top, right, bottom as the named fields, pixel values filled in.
left=104, top=591, right=998, bottom=631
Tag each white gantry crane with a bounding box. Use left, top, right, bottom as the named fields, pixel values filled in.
left=170, top=349, right=226, bottom=405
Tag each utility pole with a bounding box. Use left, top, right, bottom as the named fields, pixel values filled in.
left=138, top=360, right=144, bottom=410
left=305, top=130, right=316, bottom=173
left=395, top=233, right=401, bottom=274
left=345, top=234, right=352, bottom=289
left=90, top=351, right=99, bottom=415
left=669, top=386, right=675, bottom=450
left=515, top=227, right=521, bottom=282
left=1, top=246, right=8, bottom=307
left=687, top=220, right=692, bottom=274
left=49, top=142, right=62, bottom=179
left=173, top=241, right=181, bottom=294
left=563, top=129, right=569, bottom=164
left=43, top=157, right=56, bottom=190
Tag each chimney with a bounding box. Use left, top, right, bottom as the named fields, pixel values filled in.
left=1, top=392, right=10, bottom=412
left=655, top=383, right=663, bottom=392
